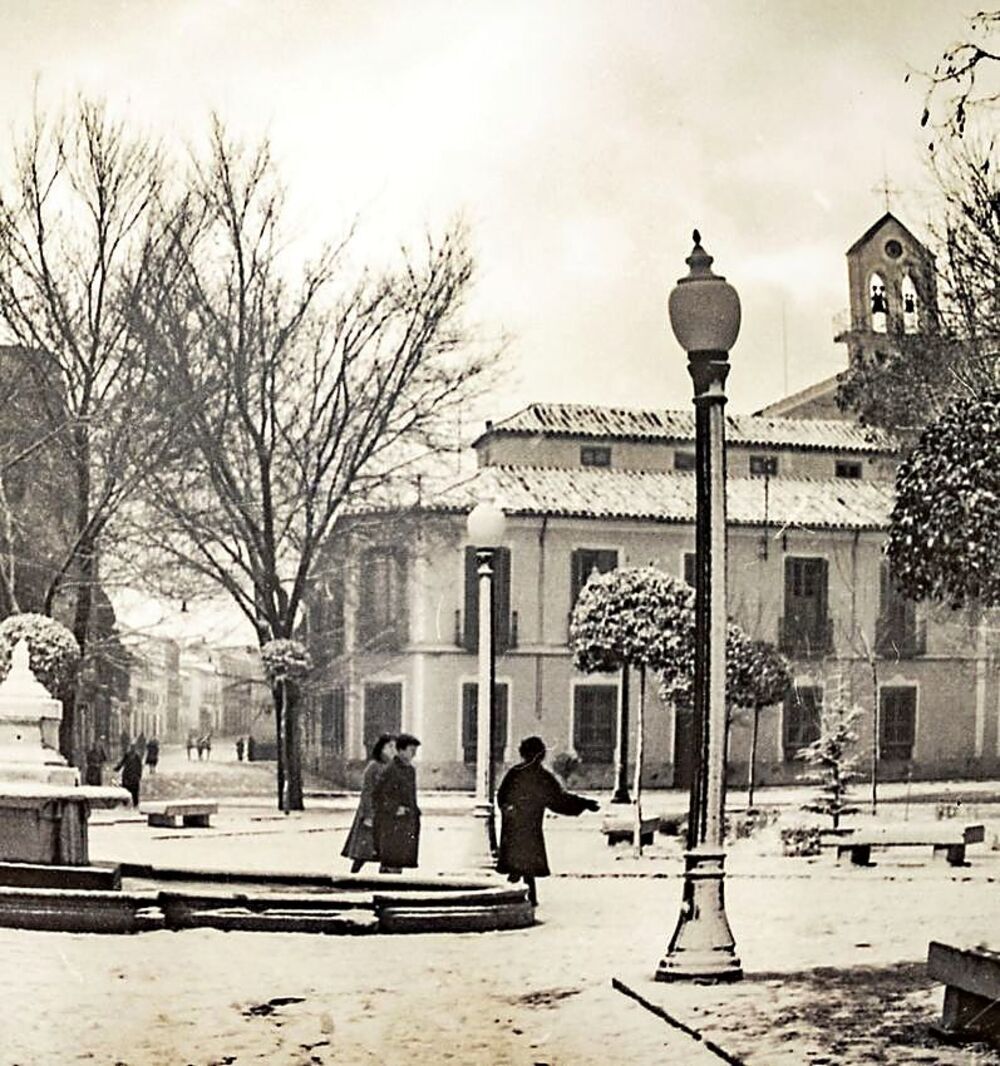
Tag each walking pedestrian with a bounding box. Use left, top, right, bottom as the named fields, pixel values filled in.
left=235, top=736, right=245, bottom=762
left=372, top=733, right=421, bottom=873
left=186, top=731, right=196, bottom=760
left=196, top=735, right=206, bottom=760
left=204, top=733, right=213, bottom=760
left=145, top=736, right=160, bottom=775
left=341, top=734, right=395, bottom=873
left=84, top=737, right=108, bottom=787
left=114, top=744, right=144, bottom=807
left=496, top=736, right=599, bottom=906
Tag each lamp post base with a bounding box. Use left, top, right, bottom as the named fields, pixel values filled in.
left=656, top=848, right=742, bottom=983
left=610, top=787, right=632, bottom=805
left=467, top=803, right=499, bottom=872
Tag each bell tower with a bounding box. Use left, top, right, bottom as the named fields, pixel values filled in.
left=835, top=212, right=937, bottom=365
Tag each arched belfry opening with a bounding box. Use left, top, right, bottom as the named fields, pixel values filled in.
left=870, top=273, right=888, bottom=333
left=902, top=275, right=918, bottom=333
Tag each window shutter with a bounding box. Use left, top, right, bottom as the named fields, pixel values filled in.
left=463, top=547, right=479, bottom=651
left=570, top=549, right=587, bottom=608
left=493, top=547, right=511, bottom=653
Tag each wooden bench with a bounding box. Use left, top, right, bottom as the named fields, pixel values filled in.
left=836, top=824, right=984, bottom=867
left=928, top=941, right=1000, bottom=1047
left=601, top=813, right=660, bottom=846
left=143, top=801, right=218, bottom=829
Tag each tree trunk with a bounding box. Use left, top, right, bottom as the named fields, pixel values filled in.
left=285, top=679, right=304, bottom=810
left=612, top=664, right=631, bottom=803
left=747, top=705, right=760, bottom=810
left=633, top=666, right=646, bottom=859
left=275, top=680, right=287, bottom=813
left=869, top=656, right=879, bottom=816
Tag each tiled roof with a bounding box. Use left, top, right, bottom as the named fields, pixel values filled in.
left=428, top=465, right=894, bottom=531
left=479, top=402, right=896, bottom=454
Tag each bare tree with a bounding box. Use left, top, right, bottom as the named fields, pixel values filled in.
left=137, top=122, right=499, bottom=809
left=0, top=99, right=187, bottom=763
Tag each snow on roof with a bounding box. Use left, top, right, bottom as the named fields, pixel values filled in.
left=428, top=465, right=894, bottom=531
left=478, top=402, right=896, bottom=454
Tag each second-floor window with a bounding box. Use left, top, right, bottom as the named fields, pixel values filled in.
left=781, top=557, right=831, bottom=658
left=570, top=548, right=618, bottom=609
left=683, top=551, right=697, bottom=588
left=835, top=460, right=863, bottom=479
left=581, top=445, right=612, bottom=468
left=463, top=546, right=512, bottom=652
left=749, top=455, right=779, bottom=477
left=673, top=450, right=696, bottom=471
left=320, top=688, right=345, bottom=754
left=358, top=547, right=407, bottom=652
left=876, top=561, right=924, bottom=658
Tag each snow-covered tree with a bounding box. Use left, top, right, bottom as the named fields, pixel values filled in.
left=887, top=390, right=1000, bottom=608
left=798, top=694, right=862, bottom=830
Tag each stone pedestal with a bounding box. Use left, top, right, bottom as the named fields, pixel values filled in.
left=0, top=640, right=130, bottom=872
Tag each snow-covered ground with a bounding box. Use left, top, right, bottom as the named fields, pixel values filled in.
left=3, top=750, right=999, bottom=1064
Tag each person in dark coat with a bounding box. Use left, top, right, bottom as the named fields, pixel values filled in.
left=145, top=737, right=160, bottom=774
left=84, top=737, right=108, bottom=786
left=372, top=733, right=421, bottom=873
left=341, top=734, right=395, bottom=873
left=114, top=744, right=144, bottom=807
left=496, top=736, right=599, bottom=906
left=235, top=736, right=245, bottom=762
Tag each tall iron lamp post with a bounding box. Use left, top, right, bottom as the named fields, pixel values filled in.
left=466, top=498, right=507, bottom=867
left=657, top=231, right=743, bottom=983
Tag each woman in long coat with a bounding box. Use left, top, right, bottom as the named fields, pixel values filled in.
left=341, top=734, right=395, bottom=873
left=496, top=736, right=599, bottom=905
left=372, top=734, right=421, bottom=872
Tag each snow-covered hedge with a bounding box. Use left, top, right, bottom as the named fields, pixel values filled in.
left=260, top=638, right=313, bottom=685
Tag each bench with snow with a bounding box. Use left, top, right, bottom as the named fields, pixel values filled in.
left=928, top=941, right=1000, bottom=1048
left=601, top=812, right=660, bottom=846
left=836, top=824, right=984, bottom=867
left=143, top=801, right=218, bottom=829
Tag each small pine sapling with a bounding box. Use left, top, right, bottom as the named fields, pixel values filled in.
left=798, top=694, right=862, bottom=830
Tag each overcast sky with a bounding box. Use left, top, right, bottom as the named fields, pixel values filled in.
left=0, top=1, right=979, bottom=423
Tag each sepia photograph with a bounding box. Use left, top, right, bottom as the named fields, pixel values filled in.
left=0, top=2, right=998, bottom=1063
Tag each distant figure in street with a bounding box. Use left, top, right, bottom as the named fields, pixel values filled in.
left=84, top=737, right=108, bottom=787
left=145, top=737, right=160, bottom=774
left=341, top=734, right=395, bottom=873
left=203, top=733, right=213, bottom=760
left=496, top=736, right=599, bottom=906
left=247, top=735, right=256, bottom=761
left=186, top=732, right=196, bottom=760
left=372, top=733, right=421, bottom=873
left=235, top=736, right=245, bottom=762
left=120, top=730, right=130, bottom=758
left=196, top=735, right=206, bottom=760
left=114, top=744, right=144, bottom=807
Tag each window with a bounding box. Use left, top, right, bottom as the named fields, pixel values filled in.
left=835, top=460, right=863, bottom=480
left=870, top=272, right=887, bottom=333
left=320, top=688, right=346, bottom=754
left=683, top=552, right=697, bottom=588
left=673, top=450, right=696, bottom=472
left=880, top=687, right=916, bottom=761
left=461, top=682, right=509, bottom=764
left=581, top=445, right=611, bottom=468
left=749, top=455, right=778, bottom=477
left=573, top=685, right=617, bottom=763
left=876, top=561, right=924, bottom=657
left=363, top=683, right=402, bottom=756
left=463, top=546, right=512, bottom=652
left=781, top=557, right=831, bottom=657
left=783, top=686, right=822, bottom=760
left=902, top=275, right=919, bottom=334
left=311, top=564, right=345, bottom=658
left=358, top=547, right=407, bottom=651
left=570, top=548, right=618, bottom=608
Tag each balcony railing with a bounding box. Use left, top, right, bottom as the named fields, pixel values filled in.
left=875, top=615, right=926, bottom=659
left=454, top=609, right=518, bottom=652
left=778, top=616, right=834, bottom=660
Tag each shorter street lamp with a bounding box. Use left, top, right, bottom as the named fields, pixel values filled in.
left=657, top=231, right=742, bottom=983
left=466, top=498, right=507, bottom=867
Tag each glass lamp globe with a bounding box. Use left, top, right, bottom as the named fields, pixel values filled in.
left=668, top=231, right=741, bottom=354
left=467, top=499, right=507, bottom=546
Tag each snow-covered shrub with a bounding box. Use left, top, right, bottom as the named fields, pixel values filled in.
left=780, top=825, right=822, bottom=857
left=0, top=612, right=80, bottom=700
left=260, top=639, right=312, bottom=685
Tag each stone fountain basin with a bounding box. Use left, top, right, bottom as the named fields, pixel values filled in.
left=0, top=865, right=535, bottom=935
